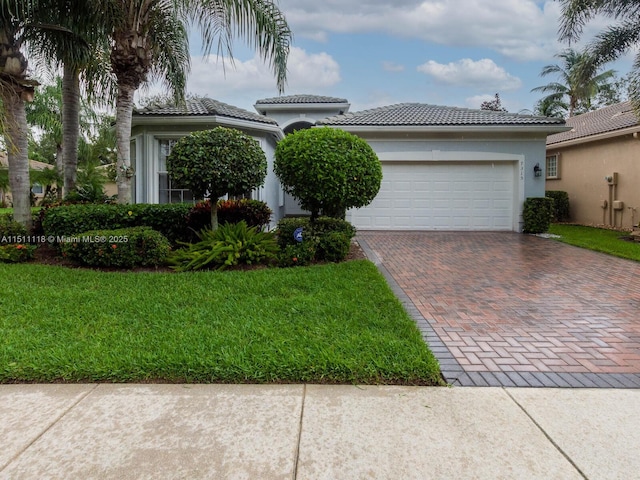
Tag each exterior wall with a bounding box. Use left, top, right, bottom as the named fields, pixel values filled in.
left=131, top=122, right=285, bottom=229
left=546, top=134, right=640, bottom=229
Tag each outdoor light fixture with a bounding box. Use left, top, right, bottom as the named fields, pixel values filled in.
left=533, top=163, right=542, bottom=177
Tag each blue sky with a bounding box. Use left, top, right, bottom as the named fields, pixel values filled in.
left=152, top=0, right=634, bottom=115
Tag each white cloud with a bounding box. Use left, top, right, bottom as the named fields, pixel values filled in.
left=417, top=58, right=522, bottom=90
left=278, top=0, right=613, bottom=61
left=382, top=61, right=405, bottom=72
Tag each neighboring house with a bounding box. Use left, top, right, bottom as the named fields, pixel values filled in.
left=0, top=153, right=55, bottom=205
left=132, top=95, right=568, bottom=232
left=546, top=102, right=640, bottom=229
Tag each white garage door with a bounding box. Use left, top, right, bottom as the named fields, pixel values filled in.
left=349, top=161, right=515, bottom=230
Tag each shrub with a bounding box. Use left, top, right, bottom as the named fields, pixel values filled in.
left=276, top=217, right=311, bottom=248
left=277, top=238, right=319, bottom=267
left=167, top=127, right=267, bottom=229
left=274, top=127, right=382, bottom=219
left=317, top=231, right=352, bottom=263
left=0, top=215, right=28, bottom=240
left=276, top=216, right=356, bottom=264
left=0, top=244, right=36, bottom=263
left=169, top=221, right=278, bottom=271
left=523, top=197, right=554, bottom=234
left=60, top=227, right=170, bottom=268
left=545, top=190, right=570, bottom=222
left=186, top=199, right=272, bottom=235
left=41, top=203, right=192, bottom=246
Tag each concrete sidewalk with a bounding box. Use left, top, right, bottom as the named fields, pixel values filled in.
left=1, top=385, right=638, bottom=479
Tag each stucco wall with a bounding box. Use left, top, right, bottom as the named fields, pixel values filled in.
left=546, top=134, right=640, bottom=229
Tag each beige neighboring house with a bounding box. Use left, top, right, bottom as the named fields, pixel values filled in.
left=546, top=102, right=640, bottom=229
left=0, top=152, right=55, bottom=205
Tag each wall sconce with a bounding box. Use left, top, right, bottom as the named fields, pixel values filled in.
left=533, top=163, right=542, bottom=177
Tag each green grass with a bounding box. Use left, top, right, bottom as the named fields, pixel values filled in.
left=0, top=207, right=42, bottom=215
left=0, top=260, right=442, bottom=385
left=548, top=224, right=640, bottom=262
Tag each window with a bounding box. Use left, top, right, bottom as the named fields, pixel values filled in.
left=158, top=139, right=194, bottom=204
left=31, top=183, right=43, bottom=195
left=546, top=154, right=559, bottom=179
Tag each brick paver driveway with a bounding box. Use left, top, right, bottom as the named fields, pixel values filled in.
left=358, top=232, right=640, bottom=388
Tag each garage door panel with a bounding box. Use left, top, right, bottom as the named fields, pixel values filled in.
left=350, top=161, right=515, bottom=231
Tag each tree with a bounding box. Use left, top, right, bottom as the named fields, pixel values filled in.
left=480, top=93, right=507, bottom=112
left=274, top=128, right=383, bottom=220
left=166, top=127, right=267, bottom=230
left=1, top=0, right=91, bottom=227
left=559, top=0, right=640, bottom=115
left=105, top=0, right=291, bottom=204
left=531, top=48, right=616, bottom=117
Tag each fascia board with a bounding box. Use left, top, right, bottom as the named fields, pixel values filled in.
left=132, top=115, right=284, bottom=139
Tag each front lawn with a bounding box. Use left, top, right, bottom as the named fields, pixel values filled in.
left=548, top=224, right=640, bottom=262
left=0, top=260, right=442, bottom=385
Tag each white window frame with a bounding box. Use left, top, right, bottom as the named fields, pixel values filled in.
left=546, top=154, right=559, bottom=180
left=158, top=138, right=195, bottom=204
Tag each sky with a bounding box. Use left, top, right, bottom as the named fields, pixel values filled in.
left=143, top=0, right=634, bottom=115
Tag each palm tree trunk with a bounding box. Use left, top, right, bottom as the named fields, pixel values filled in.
left=115, top=84, right=135, bottom=204
left=62, top=63, right=80, bottom=196
left=3, top=92, right=31, bottom=230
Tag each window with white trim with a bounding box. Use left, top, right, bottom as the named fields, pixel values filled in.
left=546, top=154, right=559, bottom=179
left=158, top=139, right=194, bottom=204
left=31, top=183, right=43, bottom=195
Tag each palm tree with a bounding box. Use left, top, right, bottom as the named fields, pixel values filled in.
left=0, top=0, right=91, bottom=227
left=24, top=1, right=112, bottom=197
left=559, top=1, right=640, bottom=115
left=531, top=49, right=615, bottom=117
left=104, top=0, right=292, bottom=204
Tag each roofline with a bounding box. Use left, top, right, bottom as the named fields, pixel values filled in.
left=317, top=124, right=571, bottom=135
left=254, top=102, right=350, bottom=113
left=131, top=115, right=284, bottom=139
left=546, top=124, right=640, bottom=149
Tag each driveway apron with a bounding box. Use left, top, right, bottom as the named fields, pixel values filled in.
left=358, top=232, right=640, bottom=388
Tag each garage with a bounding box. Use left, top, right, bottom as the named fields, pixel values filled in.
left=349, top=161, right=515, bottom=230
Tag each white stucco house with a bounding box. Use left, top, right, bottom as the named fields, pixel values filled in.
left=131, top=94, right=568, bottom=232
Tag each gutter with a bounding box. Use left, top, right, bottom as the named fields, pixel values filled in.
left=254, top=102, right=350, bottom=115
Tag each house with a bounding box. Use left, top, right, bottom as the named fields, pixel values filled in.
left=546, top=102, right=640, bottom=229
left=0, top=153, right=55, bottom=205
left=131, top=95, right=568, bottom=232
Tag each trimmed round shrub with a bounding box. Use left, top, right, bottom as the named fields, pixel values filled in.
left=317, top=231, right=351, bottom=263
left=274, top=127, right=382, bottom=219
left=167, top=127, right=267, bottom=229
left=523, top=197, right=554, bottom=234
left=60, top=227, right=170, bottom=268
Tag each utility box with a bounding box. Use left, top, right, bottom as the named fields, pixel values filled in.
left=613, top=200, right=624, bottom=210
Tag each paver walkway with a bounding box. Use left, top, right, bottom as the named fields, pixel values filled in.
left=358, top=232, right=640, bottom=387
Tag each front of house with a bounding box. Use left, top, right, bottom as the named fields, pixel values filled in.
left=546, top=102, right=640, bottom=230
left=131, top=95, right=568, bottom=232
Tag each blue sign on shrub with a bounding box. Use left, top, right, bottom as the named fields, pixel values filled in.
left=293, top=227, right=303, bottom=243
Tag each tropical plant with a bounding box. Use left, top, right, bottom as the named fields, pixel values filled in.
left=105, top=0, right=291, bottom=204
left=531, top=48, right=616, bottom=117
left=169, top=221, right=278, bottom=271
left=0, top=0, right=93, bottom=228
left=559, top=0, right=640, bottom=115
left=166, top=127, right=268, bottom=230
left=274, top=127, right=383, bottom=220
